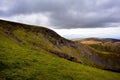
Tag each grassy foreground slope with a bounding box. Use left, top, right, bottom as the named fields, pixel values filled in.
left=1, top=33, right=120, bottom=80
left=1, top=20, right=120, bottom=72
left=0, top=20, right=120, bottom=80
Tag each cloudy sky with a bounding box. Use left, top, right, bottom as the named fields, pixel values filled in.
left=0, top=0, right=120, bottom=39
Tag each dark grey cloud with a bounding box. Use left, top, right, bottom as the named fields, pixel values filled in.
left=0, top=0, right=120, bottom=29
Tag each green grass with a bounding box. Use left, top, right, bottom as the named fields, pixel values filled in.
left=0, top=26, right=120, bottom=80
left=0, top=20, right=120, bottom=80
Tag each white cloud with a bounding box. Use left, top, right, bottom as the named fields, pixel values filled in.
left=53, top=27, right=120, bottom=38
left=1, top=13, right=50, bottom=27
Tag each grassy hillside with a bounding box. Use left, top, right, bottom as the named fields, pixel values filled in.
left=0, top=20, right=120, bottom=80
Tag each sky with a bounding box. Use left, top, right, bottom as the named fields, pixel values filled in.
left=0, top=0, right=120, bottom=39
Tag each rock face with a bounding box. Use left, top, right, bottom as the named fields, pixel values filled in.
left=0, top=19, right=120, bottom=72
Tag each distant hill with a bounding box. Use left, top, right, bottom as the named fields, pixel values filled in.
left=82, top=38, right=120, bottom=42
left=0, top=20, right=120, bottom=80
left=71, top=38, right=120, bottom=42
left=73, top=38, right=120, bottom=54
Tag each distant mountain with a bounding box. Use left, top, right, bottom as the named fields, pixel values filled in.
left=72, top=37, right=120, bottom=42
left=0, top=20, right=120, bottom=80
left=102, top=38, right=120, bottom=42
left=73, top=38, right=120, bottom=54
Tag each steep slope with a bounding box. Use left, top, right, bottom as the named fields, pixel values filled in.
left=0, top=20, right=120, bottom=80
left=1, top=34, right=120, bottom=80
left=0, top=20, right=81, bottom=63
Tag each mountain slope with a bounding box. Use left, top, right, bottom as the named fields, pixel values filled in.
left=0, top=20, right=120, bottom=80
